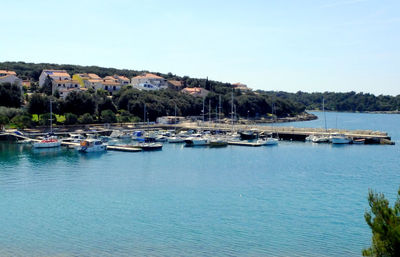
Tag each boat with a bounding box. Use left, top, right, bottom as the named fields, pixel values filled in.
left=209, top=138, right=228, bottom=147
left=77, top=139, right=107, bottom=152
left=168, top=136, right=185, bottom=143
left=239, top=130, right=258, bottom=140
left=312, top=135, right=330, bottom=143
left=330, top=133, right=351, bottom=144
left=137, top=142, right=163, bottom=151
left=155, top=135, right=168, bottom=142
left=33, top=135, right=61, bottom=148
left=257, top=137, right=279, bottom=146
left=353, top=138, right=365, bottom=144
left=184, top=134, right=210, bottom=146
left=33, top=96, right=61, bottom=148
left=62, top=133, right=85, bottom=143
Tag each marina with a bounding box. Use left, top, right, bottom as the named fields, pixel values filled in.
left=1, top=111, right=399, bottom=257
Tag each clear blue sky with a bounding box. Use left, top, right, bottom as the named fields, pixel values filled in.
left=1, top=0, right=399, bottom=95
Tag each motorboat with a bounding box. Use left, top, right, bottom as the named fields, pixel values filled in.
left=168, top=136, right=185, bottom=143
left=184, top=134, right=209, bottom=146
left=330, top=134, right=351, bottom=144
left=353, top=138, right=365, bottom=144
left=239, top=130, right=258, bottom=140
left=137, top=142, right=163, bottom=151
left=77, top=139, right=107, bottom=153
left=257, top=137, right=279, bottom=146
left=62, top=133, right=85, bottom=143
left=209, top=138, right=228, bottom=147
left=312, top=135, right=330, bottom=143
left=33, top=135, right=61, bottom=148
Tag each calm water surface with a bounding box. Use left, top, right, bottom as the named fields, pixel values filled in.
left=0, top=112, right=399, bottom=256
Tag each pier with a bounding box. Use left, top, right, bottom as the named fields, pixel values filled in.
left=0, top=120, right=394, bottom=145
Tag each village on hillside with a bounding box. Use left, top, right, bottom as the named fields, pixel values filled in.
left=0, top=69, right=252, bottom=99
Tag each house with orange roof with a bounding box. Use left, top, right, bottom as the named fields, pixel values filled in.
left=181, top=87, right=209, bottom=98
left=131, top=73, right=168, bottom=91
left=0, top=70, right=22, bottom=87
left=39, top=69, right=71, bottom=87
left=167, top=80, right=184, bottom=91
left=59, top=87, right=88, bottom=99
left=232, top=82, right=251, bottom=91
left=72, top=73, right=102, bottom=87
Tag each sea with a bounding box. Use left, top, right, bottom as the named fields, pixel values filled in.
left=0, top=111, right=399, bottom=257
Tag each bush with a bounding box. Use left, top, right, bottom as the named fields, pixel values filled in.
left=100, top=109, right=117, bottom=123
left=64, top=113, right=78, bottom=125
left=10, top=114, right=32, bottom=129
left=78, top=113, right=94, bottom=124
left=0, top=115, right=9, bottom=129
left=0, top=106, right=25, bottom=119
left=38, top=113, right=56, bottom=126
left=363, top=188, right=400, bottom=256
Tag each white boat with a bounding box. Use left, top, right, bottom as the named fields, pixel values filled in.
left=168, top=136, right=185, bottom=143
left=77, top=139, right=107, bottom=153
left=257, top=137, right=279, bottom=146
left=312, top=135, right=330, bottom=143
left=33, top=135, right=61, bottom=148
left=62, top=133, right=85, bottom=143
left=184, top=134, right=209, bottom=146
left=330, top=134, right=351, bottom=144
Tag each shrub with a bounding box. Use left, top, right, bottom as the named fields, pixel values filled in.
left=100, top=109, right=117, bottom=123
left=64, top=113, right=78, bottom=125
left=10, top=114, right=32, bottom=129
left=78, top=113, right=94, bottom=124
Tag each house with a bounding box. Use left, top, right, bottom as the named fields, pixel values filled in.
left=59, top=87, right=88, bottom=99
left=72, top=73, right=102, bottom=87
left=22, top=80, right=31, bottom=87
left=100, top=79, right=122, bottom=94
left=0, top=70, right=22, bottom=87
left=39, top=70, right=71, bottom=87
left=232, top=82, right=251, bottom=91
left=131, top=73, right=168, bottom=91
left=181, top=87, right=210, bottom=98
left=167, top=80, right=184, bottom=91
left=52, top=79, right=81, bottom=94
left=105, top=75, right=130, bottom=85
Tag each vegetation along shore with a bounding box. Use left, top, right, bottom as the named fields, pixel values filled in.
left=0, top=61, right=399, bottom=130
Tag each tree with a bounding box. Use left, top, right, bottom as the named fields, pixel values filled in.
left=100, top=109, right=117, bottom=123
left=363, top=188, right=400, bottom=256
left=64, top=113, right=78, bottom=125
left=10, top=114, right=32, bottom=129
left=27, top=93, right=49, bottom=114
left=40, top=75, right=53, bottom=95
left=62, top=91, right=96, bottom=116
left=78, top=113, right=94, bottom=124
left=0, top=115, right=9, bottom=130
left=0, top=82, right=22, bottom=108
left=38, top=113, right=56, bottom=126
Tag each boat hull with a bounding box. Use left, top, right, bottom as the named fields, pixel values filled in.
left=33, top=141, right=61, bottom=148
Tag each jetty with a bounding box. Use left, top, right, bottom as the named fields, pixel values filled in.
left=0, top=119, right=394, bottom=145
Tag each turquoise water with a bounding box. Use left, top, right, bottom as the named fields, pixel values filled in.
left=1, top=112, right=400, bottom=256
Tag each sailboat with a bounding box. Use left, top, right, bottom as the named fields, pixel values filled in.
left=312, top=97, right=330, bottom=143
left=33, top=92, right=61, bottom=148
left=257, top=102, right=279, bottom=145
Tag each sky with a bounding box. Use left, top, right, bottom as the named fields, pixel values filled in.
left=1, top=0, right=399, bottom=95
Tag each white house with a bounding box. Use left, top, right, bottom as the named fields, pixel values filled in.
left=59, top=87, right=88, bottom=99
left=0, top=70, right=22, bottom=87
left=52, top=79, right=81, bottom=93
left=39, top=70, right=71, bottom=87
left=131, top=73, right=168, bottom=91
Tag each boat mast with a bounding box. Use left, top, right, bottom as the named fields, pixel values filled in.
left=208, top=99, right=211, bottom=129
left=323, top=97, right=327, bottom=132
left=231, top=89, right=234, bottom=132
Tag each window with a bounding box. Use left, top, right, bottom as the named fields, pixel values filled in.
left=105, top=86, right=108, bottom=90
